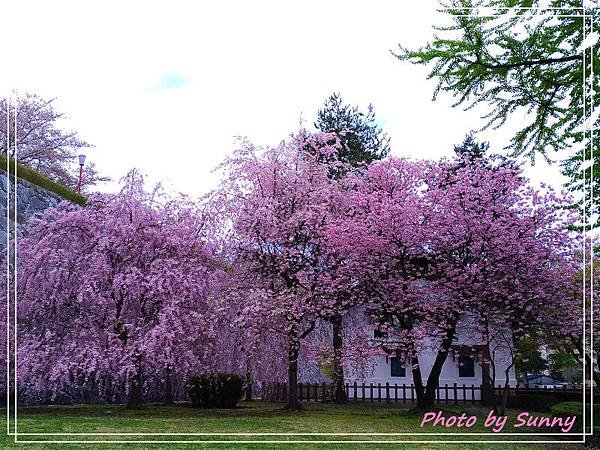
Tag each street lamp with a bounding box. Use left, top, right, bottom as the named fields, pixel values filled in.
left=77, top=154, right=86, bottom=195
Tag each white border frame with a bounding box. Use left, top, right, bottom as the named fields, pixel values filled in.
left=4, top=3, right=596, bottom=445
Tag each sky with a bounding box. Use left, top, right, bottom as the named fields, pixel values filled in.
left=1, top=0, right=567, bottom=197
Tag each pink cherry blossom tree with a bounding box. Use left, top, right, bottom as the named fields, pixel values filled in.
left=324, top=157, right=433, bottom=399
left=330, top=153, right=579, bottom=408
left=0, top=92, right=108, bottom=192
left=424, top=156, right=579, bottom=408
left=328, top=156, right=450, bottom=408
left=207, top=131, right=352, bottom=409
left=15, top=170, right=224, bottom=407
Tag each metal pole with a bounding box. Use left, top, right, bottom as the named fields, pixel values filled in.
left=77, top=164, right=83, bottom=194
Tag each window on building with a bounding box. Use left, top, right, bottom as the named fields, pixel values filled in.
left=374, top=329, right=388, bottom=339
left=458, top=355, right=475, bottom=377
left=390, top=357, right=406, bottom=377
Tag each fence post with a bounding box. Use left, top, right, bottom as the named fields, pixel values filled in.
left=410, top=384, right=414, bottom=404
left=362, top=383, right=366, bottom=402
left=385, top=383, right=390, bottom=404
left=453, top=383, right=458, bottom=405
left=462, top=384, right=466, bottom=405
left=353, top=381, right=358, bottom=402
left=402, top=384, right=406, bottom=404
left=314, top=383, right=318, bottom=402
left=370, top=383, right=373, bottom=402
left=299, top=383, right=303, bottom=402
left=394, top=384, right=398, bottom=403
left=471, top=385, right=475, bottom=404
left=436, top=386, right=440, bottom=404
left=377, top=383, right=382, bottom=402
left=321, top=382, right=326, bottom=403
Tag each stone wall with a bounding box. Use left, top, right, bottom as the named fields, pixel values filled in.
left=0, top=169, right=62, bottom=245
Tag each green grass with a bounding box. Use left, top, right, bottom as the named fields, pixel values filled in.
left=0, top=154, right=86, bottom=206
left=0, top=401, right=584, bottom=449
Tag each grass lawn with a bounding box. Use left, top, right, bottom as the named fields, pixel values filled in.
left=0, top=400, right=586, bottom=449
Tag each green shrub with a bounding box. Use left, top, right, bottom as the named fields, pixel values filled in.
left=0, top=154, right=86, bottom=206
left=187, top=373, right=243, bottom=408
left=506, top=394, right=560, bottom=412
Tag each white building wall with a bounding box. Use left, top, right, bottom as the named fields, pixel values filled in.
left=343, top=315, right=517, bottom=401
left=345, top=349, right=516, bottom=401
left=297, top=309, right=518, bottom=402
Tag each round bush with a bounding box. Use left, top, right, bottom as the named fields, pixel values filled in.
left=187, top=373, right=244, bottom=408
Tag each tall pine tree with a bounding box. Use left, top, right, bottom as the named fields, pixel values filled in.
left=314, top=92, right=390, bottom=167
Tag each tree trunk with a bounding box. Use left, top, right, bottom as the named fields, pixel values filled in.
left=284, top=337, right=302, bottom=410
left=572, top=337, right=600, bottom=386
left=421, top=319, right=458, bottom=409
left=523, top=370, right=529, bottom=389
left=497, top=361, right=514, bottom=416
left=397, top=313, right=428, bottom=408
left=245, top=368, right=253, bottom=402
left=164, top=364, right=173, bottom=405
left=480, top=321, right=496, bottom=407
left=331, top=315, right=346, bottom=404
left=410, top=355, right=428, bottom=408
left=423, top=350, right=449, bottom=408
left=126, top=353, right=143, bottom=408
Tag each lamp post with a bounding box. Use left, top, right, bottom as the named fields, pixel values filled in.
left=77, top=154, right=86, bottom=195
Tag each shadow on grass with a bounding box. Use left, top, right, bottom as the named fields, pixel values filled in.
left=16, top=400, right=421, bottom=420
